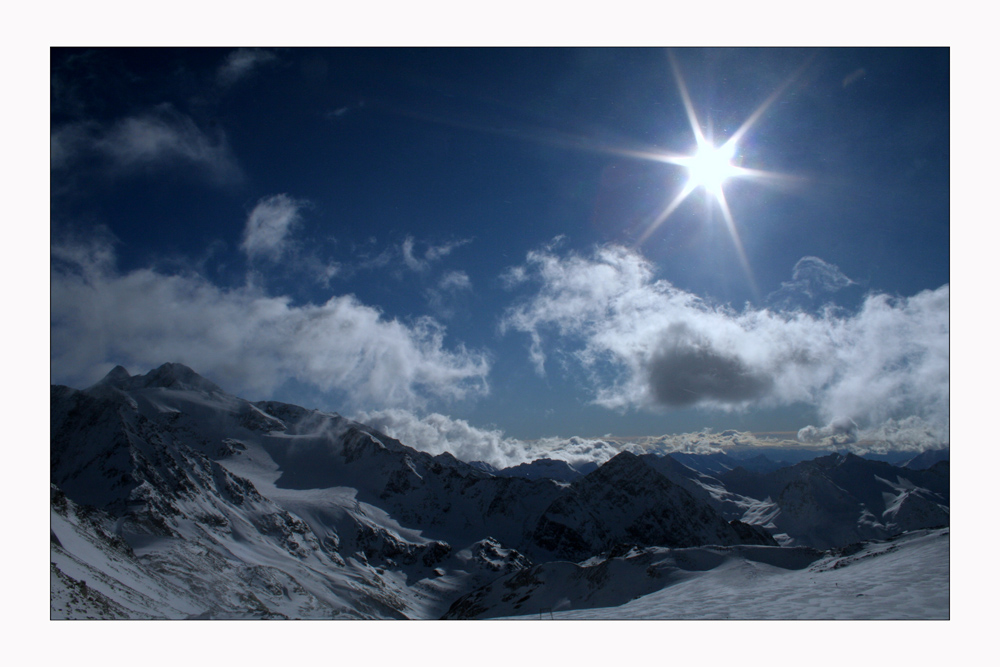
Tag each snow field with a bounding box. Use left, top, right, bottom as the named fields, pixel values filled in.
left=496, top=529, right=948, bottom=619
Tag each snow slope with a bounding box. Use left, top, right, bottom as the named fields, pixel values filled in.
left=488, top=528, right=949, bottom=620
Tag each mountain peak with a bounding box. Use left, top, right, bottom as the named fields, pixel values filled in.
left=590, top=450, right=645, bottom=476
left=105, top=364, right=131, bottom=383
left=136, top=363, right=223, bottom=393
left=85, top=364, right=132, bottom=392
left=106, top=364, right=130, bottom=380
left=578, top=450, right=671, bottom=492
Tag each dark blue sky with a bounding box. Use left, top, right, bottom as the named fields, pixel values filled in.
left=51, top=47, right=949, bottom=444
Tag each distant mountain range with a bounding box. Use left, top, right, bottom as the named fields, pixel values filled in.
left=50, top=363, right=949, bottom=619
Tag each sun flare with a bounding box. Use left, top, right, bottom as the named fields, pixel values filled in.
left=625, top=50, right=817, bottom=301
left=684, top=139, right=740, bottom=193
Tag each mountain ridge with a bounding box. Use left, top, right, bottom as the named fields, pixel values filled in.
left=50, top=362, right=950, bottom=618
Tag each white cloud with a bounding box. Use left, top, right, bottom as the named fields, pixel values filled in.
left=241, top=194, right=304, bottom=261
left=353, top=408, right=520, bottom=467
left=797, top=416, right=859, bottom=445
left=857, top=416, right=948, bottom=451
left=51, top=235, right=490, bottom=410
left=797, top=415, right=946, bottom=453
left=51, top=106, right=241, bottom=183
left=499, top=264, right=528, bottom=289
left=217, top=48, right=277, bottom=87
left=501, top=243, right=949, bottom=442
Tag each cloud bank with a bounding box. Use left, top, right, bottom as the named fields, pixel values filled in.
left=352, top=404, right=946, bottom=469
left=353, top=408, right=625, bottom=469
left=51, top=234, right=490, bottom=410
left=501, top=243, right=949, bottom=443
left=351, top=409, right=875, bottom=470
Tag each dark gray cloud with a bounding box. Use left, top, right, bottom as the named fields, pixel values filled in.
left=647, top=324, right=773, bottom=407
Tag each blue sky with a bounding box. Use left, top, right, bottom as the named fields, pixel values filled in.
left=50, top=47, right=950, bottom=450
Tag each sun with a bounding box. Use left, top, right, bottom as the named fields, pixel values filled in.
left=477, top=48, right=810, bottom=299
left=624, top=50, right=815, bottom=299
left=683, top=138, right=740, bottom=194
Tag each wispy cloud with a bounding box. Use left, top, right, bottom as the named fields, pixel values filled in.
left=240, top=194, right=305, bottom=262
left=340, top=236, right=476, bottom=315
left=217, top=48, right=277, bottom=87
left=425, top=270, right=473, bottom=318
left=401, top=236, right=473, bottom=273
left=437, top=270, right=472, bottom=292
left=51, top=105, right=241, bottom=184
left=501, top=243, right=949, bottom=442
left=51, top=234, right=490, bottom=410
left=765, top=256, right=857, bottom=311
left=348, top=236, right=472, bottom=277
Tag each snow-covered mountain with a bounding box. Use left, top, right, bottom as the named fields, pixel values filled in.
left=50, top=363, right=949, bottom=619
left=718, top=453, right=949, bottom=549
left=529, top=451, right=776, bottom=561
left=52, top=364, right=535, bottom=618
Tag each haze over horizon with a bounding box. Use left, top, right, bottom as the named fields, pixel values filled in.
left=51, top=48, right=949, bottom=456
